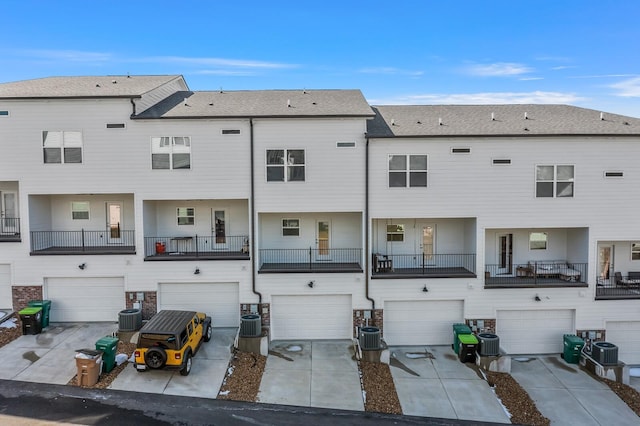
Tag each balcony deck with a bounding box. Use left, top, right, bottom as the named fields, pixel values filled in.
left=371, top=253, right=476, bottom=279
left=144, top=235, right=249, bottom=261
left=371, top=266, right=475, bottom=279
left=0, top=233, right=21, bottom=242
left=145, top=251, right=249, bottom=261
left=259, top=248, right=362, bottom=273
left=31, top=245, right=136, bottom=255
left=30, top=230, right=135, bottom=255
left=485, top=276, right=588, bottom=288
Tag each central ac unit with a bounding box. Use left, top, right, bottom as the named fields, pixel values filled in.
left=239, top=314, right=261, bottom=337
left=359, top=326, right=381, bottom=350
left=591, top=341, right=618, bottom=366
left=477, top=333, right=500, bottom=356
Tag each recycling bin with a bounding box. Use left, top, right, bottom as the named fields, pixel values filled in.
left=19, top=307, right=43, bottom=335
left=563, top=334, right=584, bottom=364
left=458, top=333, right=479, bottom=363
left=95, top=336, right=120, bottom=373
left=453, top=323, right=472, bottom=354
left=75, top=349, right=103, bottom=387
left=28, top=300, right=51, bottom=329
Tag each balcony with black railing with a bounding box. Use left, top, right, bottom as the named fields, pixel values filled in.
left=30, top=230, right=135, bottom=255
left=259, top=248, right=362, bottom=273
left=596, top=275, right=640, bottom=299
left=484, top=262, right=588, bottom=288
left=144, top=235, right=250, bottom=260
left=371, top=253, right=476, bottom=278
left=0, top=217, right=20, bottom=242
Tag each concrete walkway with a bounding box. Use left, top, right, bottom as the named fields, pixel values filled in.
left=389, top=346, right=510, bottom=423
left=258, top=340, right=364, bottom=411
left=511, top=355, right=638, bottom=425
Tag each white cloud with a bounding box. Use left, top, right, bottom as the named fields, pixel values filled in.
left=190, top=69, right=258, bottom=76
left=369, top=91, right=585, bottom=105
left=358, top=67, right=423, bottom=77
left=550, top=65, right=576, bottom=71
left=610, top=77, right=640, bottom=97
left=569, top=74, right=637, bottom=79
left=519, top=77, right=544, bottom=81
left=465, top=62, right=533, bottom=77
left=136, top=56, right=296, bottom=69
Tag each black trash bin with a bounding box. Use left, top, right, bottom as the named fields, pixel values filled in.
left=19, top=307, right=43, bottom=335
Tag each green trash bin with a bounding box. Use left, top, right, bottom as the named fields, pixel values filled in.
left=28, top=300, right=51, bottom=329
left=563, top=334, right=584, bottom=364
left=458, top=333, right=479, bottom=363
left=19, top=307, right=43, bottom=335
left=453, top=323, right=472, bottom=354
left=95, top=336, right=120, bottom=373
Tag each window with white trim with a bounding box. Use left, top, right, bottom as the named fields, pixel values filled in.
left=43, top=131, right=83, bottom=164
left=632, top=243, right=640, bottom=260
left=529, top=232, right=548, bottom=250
left=266, top=149, right=305, bottom=182
left=386, top=224, right=404, bottom=242
left=536, top=165, right=574, bottom=197
left=388, top=154, right=427, bottom=187
left=177, top=207, right=195, bottom=225
left=71, top=202, right=90, bottom=220
left=151, top=137, right=191, bottom=169
left=282, top=219, right=300, bottom=236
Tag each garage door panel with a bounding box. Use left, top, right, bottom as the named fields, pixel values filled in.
left=47, top=277, right=124, bottom=322
left=271, top=295, right=352, bottom=340
left=159, top=283, right=239, bottom=327
left=607, top=321, right=640, bottom=365
left=384, top=300, right=464, bottom=346
left=497, top=310, right=575, bottom=355
left=0, top=264, right=11, bottom=307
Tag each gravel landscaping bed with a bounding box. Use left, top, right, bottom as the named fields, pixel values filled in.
left=0, top=316, right=22, bottom=348
left=218, top=350, right=267, bottom=402
left=601, top=378, right=640, bottom=417
left=486, top=371, right=550, bottom=425
left=358, top=360, right=402, bottom=414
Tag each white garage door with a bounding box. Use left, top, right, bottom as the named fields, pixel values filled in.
left=606, top=321, right=640, bottom=365
left=384, top=300, right=464, bottom=346
left=271, top=295, right=352, bottom=340
left=158, top=282, right=239, bottom=327
left=497, top=309, right=575, bottom=355
left=46, top=277, right=125, bottom=322
left=0, top=264, right=11, bottom=308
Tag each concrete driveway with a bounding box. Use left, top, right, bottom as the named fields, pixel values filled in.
left=511, top=355, right=638, bottom=425
left=258, top=340, right=364, bottom=411
left=0, top=322, right=118, bottom=385
left=108, top=327, right=236, bottom=399
left=389, top=346, right=510, bottom=423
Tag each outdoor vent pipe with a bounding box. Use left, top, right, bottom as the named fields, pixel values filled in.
left=250, top=118, right=262, bottom=304
left=365, top=136, right=375, bottom=310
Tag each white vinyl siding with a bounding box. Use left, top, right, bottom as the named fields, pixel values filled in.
left=497, top=309, right=574, bottom=354
left=46, top=277, right=124, bottom=322
left=158, top=282, right=240, bottom=327
left=606, top=321, right=640, bottom=365
left=0, top=265, right=11, bottom=308
left=271, top=295, right=352, bottom=340
left=384, top=300, right=464, bottom=346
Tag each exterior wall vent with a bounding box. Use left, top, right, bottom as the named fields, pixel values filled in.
left=222, top=129, right=241, bottom=135
left=106, top=123, right=126, bottom=129
left=451, top=147, right=471, bottom=154
left=0, top=110, right=8, bottom=116
left=591, top=341, right=618, bottom=365
left=359, top=326, right=381, bottom=350
left=336, top=141, right=356, bottom=148
left=239, top=314, right=262, bottom=337
left=492, top=159, right=511, bottom=165
left=477, top=332, right=500, bottom=356
left=604, top=171, right=623, bottom=178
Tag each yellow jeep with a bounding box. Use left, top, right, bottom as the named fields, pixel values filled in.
left=134, top=310, right=212, bottom=376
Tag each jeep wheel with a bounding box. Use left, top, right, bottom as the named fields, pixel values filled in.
left=180, top=352, right=192, bottom=376
left=204, top=323, right=212, bottom=342
left=145, top=347, right=167, bottom=369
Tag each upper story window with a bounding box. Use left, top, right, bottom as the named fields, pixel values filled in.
left=177, top=207, right=195, bottom=225
left=71, top=202, right=90, bottom=220
left=266, top=149, right=305, bottom=182
left=529, top=232, right=548, bottom=250
left=43, top=131, right=83, bottom=164
left=282, top=219, right=300, bottom=236
left=386, top=224, right=404, bottom=242
left=536, top=165, right=574, bottom=198
left=632, top=243, right=640, bottom=260
left=151, top=137, right=191, bottom=170
left=389, top=154, right=427, bottom=187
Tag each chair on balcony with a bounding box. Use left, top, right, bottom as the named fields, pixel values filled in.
left=373, top=253, right=393, bottom=273
left=614, top=272, right=623, bottom=287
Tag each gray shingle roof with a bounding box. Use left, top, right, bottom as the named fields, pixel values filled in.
left=0, top=75, right=184, bottom=98
left=367, top=105, right=640, bottom=137
left=134, top=89, right=374, bottom=118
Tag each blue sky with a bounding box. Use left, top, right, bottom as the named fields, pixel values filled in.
left=2, top=1, right=640, bottom=117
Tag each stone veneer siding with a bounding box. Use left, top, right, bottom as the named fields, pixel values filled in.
left=125, top=291, right=157, bottom=320
left=353, top=309, right=384, bottom=338
left=12, top=286, right=43, bottom=312
left=576, top=329, right=606, bottom=351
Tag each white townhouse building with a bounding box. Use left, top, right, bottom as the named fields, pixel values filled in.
left=1, top=75, right=640, bottom=363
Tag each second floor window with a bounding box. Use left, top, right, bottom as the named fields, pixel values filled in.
left=389, top=155, right=427, bottom=187
left=536, top=165, right=574, bottom=197
left=152, top=137, right=191, bottom=170
left=266, top=149, right=305, bottom=182
left=177, top=207, right=195, bottom=225
left=43, top=131, right=83, bottom=164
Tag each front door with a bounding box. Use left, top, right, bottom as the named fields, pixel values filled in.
left=420, top=225, right=435, bottom=266
left=598, top=245, right=613, bottom=284
left=107, top=202, right=122, bottom=243
left=497, top=233, right=513, bottom=275
left=1, top=192, right=18, bottom=234
left=316, top=220, right=330, bottom=260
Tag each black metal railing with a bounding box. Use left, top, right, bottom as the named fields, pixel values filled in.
left=371, top=253, right=476, bottom=276
left=145, top=235, right=249, bottom=258
left=485, top=262, right=588, bottom=286
left=596, top=276, right=640, bottom=299
left=259, top=248, right=362, bottom=272
left=0, top=217, right=20, bottom=240
left=30, top=230, right=135, bottom=253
